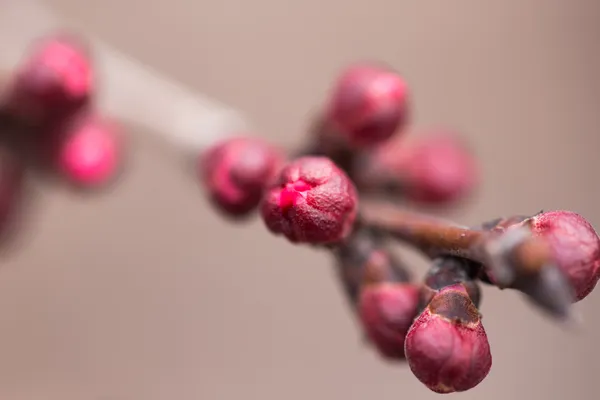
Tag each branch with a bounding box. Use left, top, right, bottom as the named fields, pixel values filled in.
left=0, top=0, right=246, bottom=154
left=360, top=201, right=575, bottom=322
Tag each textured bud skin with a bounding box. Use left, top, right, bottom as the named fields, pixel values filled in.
left=201, top=137, right=282, bottom=218
left=326, top=64, right=409, bottom=148
left=358, top=283, right=420, bottom=360
left=261, top=156, right=358, bottom=244
left=57, top=116, right=122, bottom=188
left=6, top=34, right=92, bottom=123
left=405, top=285, right=491, bottom=393
left=528, top=211, right=600, bottom=301
left=359, top=132, right=477, bottom=204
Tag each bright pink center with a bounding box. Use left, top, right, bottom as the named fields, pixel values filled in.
left=41, top=41, right=91, bottom=98
left=278, top=179, right=311, bottom=210
left=60, top=126, right=117, bottom=185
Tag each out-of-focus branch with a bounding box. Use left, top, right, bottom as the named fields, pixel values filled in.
left=0, top=0, right=247, bottom=153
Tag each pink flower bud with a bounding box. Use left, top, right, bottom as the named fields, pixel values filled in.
left=56, top=115, right=122, bottom=188
left=405, top=284, right=491, bottom=393
left=201, top=137, right=282, bottom=218
left=357, top=132, right=478, bottom=205
left=528, top=210, right=600, bottom=301
left=5, top=33, right=93, bottom=124
left=261, top=156, right=358, bottom=244
left=326, top=64, right=409, bottom=148
left=358, top=283, right=420, bottom=360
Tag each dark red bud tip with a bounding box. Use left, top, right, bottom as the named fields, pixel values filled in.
left=358, top=283, right=420, bottom=360
left=201, top=137, right=282, bottom=219
left=261, top=156, right=358, bottom=244
left=5, top=33, right=93, bottom=124
left=405, top=285, right=491, bottom=394
left=326, top=64, right=409, bottom=148
left=55, top=115, right=123, bottom=189
left=529, top=210, right=600, bottom=301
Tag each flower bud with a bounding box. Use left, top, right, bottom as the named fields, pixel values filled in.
left=358, top=283, right=420, bottom=360
left=326, top=64, right=409, bottom=148
left=201, top=137, right=282, bottom=218
left=5, top=33, right=92, bottom=124
left=55, top=115, right=122, bottom=188
left=405, top=284, right=491, bottom=393
left=261, top=156, right=358, bottom=244
left=527, top=210, right=600, bottom=301
left=356, top=132, right=478, bottom=205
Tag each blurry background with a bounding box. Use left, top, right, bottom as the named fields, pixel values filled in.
left=0, top=0, right=599, bottom=399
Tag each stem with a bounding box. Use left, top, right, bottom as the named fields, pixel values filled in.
left=297, top=113, right=357, bottom=175
left=421, top=256, right=482, bottom=310
left=360, top=201, right=575, bottom=321
left=332, top=226, right=411, bottom=309
left=359, top=202, right=479, bottom=258
left=0, top=0, right=246, bottom=154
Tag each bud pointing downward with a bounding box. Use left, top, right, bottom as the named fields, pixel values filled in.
left=405, top=284, right=491, bottom=394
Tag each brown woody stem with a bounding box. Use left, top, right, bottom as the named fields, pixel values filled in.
left=359, top=202, right=483, bottom=258
left=360, top=201, right=575, bottom=321
left=332, top=226, right=411, bottom=308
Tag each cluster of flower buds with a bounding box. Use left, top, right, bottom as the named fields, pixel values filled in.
left=0, top=33, right=124, bottom=238
left=199, top=62, right=600, bottom=393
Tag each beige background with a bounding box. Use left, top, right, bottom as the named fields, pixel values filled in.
left=0, top=0, right=599, bottom=399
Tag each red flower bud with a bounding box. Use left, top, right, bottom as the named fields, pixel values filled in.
left=5, top=34, right=93, bottom=124
left=261, top=156, right=358, bottom=244
left=527, top=210, right=600, bottom=301
left=358, top=283, right=420, bottom=360
left=405, top=284, right=491, bottom=393
left=326, top=64, right=409, bottom=148
left=56, top=115, right=122, bottom=188
left=201, top=137, right=282, bottom=218
left=357, top=132, right=478, bottom=205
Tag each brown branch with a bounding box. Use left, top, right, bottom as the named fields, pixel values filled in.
left=360, top=202, right=478, bottom=257
left=332, top=226, right=411, bottom=308
left=360, top=201, right=575, bottom=321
